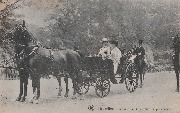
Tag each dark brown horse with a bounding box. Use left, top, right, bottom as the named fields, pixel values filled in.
left=29, top=47, right=83, bottom=103
left=4, top=23, right=83, bottom=103
left=136, top=57, right=146, bottom=88
left=125, top=50, right=146, bottom=88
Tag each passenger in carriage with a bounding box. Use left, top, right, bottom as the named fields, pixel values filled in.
left=98, top=38, right=111, bottom=60
left=109, top=40, right=122, bottom=84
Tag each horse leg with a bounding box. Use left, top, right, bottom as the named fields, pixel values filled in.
left=142, top=69, right=146, bottom=80
left=176, top=72, right=179, bottom=92
left=33, top=77, right=40, bottom=104
left=30, top=75, right=40, bottom=104
left=19, top=83, right=26, bottom=102
left=36, top=80, right=40, bottom=100
left=136, top=72, right=139, bottom=87
left=30, top=86, right=36, bottom=103
left=71, top=74, right=84, bottom=100
left=20, top=76, right=29, bottom=102
left=57, top=77, right=62, bottom=97
left=77, top=75, right=84, bottom=100
left=143, top=73, right=145, bottom=80
left=71, top=78, right=78, bottom=99
left=16, top=77, right=23, bottom=101
left=64, top=77, right=69, bottom=98
left=30, top=77, right=37, bottom=103
left=139, top=73, right=143, bottom=88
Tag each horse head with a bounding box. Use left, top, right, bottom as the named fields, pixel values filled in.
left=3, top=24, right=32, bottom=48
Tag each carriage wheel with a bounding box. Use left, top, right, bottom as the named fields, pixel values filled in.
left=95, top=77, right=110, bottom=98
left=76, top=77, right=90, bottom=95
left=125, top=63, right=138, bottom=93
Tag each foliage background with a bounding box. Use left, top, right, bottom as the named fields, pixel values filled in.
left=0, top=0, right=180, bottom=68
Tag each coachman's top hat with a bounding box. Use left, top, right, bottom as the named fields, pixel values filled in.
left=138, top=39, right=143, bottom=44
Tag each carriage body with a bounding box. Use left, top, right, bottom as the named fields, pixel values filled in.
left=79, top=56, right=113, bottom=97
left=79, top=56, right=139, bottom=98
left=82, top=56, right=114, bottom=78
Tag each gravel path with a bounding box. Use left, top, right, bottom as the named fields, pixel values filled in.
left=0, top=71, right=179, bottom=113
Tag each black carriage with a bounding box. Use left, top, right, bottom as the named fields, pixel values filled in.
left=78, top=56, right=139, bottom=98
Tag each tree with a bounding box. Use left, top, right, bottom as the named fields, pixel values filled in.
left=0, top=0, right=23, bottom=66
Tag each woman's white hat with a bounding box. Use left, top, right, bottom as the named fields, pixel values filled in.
left=100, top=38, right=108, bottom=42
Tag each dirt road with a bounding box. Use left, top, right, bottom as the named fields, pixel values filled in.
left=0, top=71, right=180, bottom=113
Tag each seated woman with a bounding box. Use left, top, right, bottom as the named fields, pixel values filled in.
left=98, top=38, right=111, bottom=60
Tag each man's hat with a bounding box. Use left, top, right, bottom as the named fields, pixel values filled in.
left=138, top=39, right=143, bottom=44
left=109, top=40, right=118, bottom=46
left=100, top=38, right=108, bottom=42
left=121, top=49, right=126, bottom=54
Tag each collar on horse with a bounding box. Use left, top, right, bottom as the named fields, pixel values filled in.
left=29, top=46, right=54, bottom=60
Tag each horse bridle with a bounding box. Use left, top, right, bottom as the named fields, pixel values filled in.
left=2, top=24, right=55, bottom=66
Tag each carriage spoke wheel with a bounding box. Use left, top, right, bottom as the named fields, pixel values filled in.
left=125, top=63, right=138, bottom=93
left=76, top=77, right=90, bottom=95
left=95, top=77, right=110, bottom=98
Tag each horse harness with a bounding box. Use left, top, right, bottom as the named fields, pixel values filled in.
left=29, top=46, right=54, bottom=60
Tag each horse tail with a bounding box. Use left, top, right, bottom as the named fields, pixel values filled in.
left=75, top=50, right=85, bottom=58
left=74, top=50, right=85, bottom=68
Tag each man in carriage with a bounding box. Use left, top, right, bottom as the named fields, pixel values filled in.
left=108, top=39, right=122, bottom=84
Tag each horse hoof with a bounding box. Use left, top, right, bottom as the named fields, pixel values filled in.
left=175, top=89, right=179, bottom=92
left=64, top=93, right=68, bottom=98
left=57, top=95, right=62, bottom=98
left=16, top=97, right=21, bottom=101
left=79, top=95, right=84, bottom=100
left=57, top=93, right=62, bottom=97
left=33, top=99, right=39, bottom=104
left=20, top=97, right=25, bottom=102
left=30, top=99, right=34, bottom=103
left=72, top=95, right=77, bottom=99
left=30, top=100, right=33, bottom=103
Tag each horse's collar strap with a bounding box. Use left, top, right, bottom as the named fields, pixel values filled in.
left=29, top=46, right=39, bottom=56
left=49, top=49, right=54, bottom=59
left=17, top=43, right=26, bottom=47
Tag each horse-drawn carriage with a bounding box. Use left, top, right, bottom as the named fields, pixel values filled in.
left=1, top=21, right=146, bottom=103
left=77, top=55, right=139, bottom=98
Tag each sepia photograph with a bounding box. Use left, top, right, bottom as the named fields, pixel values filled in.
left=0, top=0, right=180, bottom=113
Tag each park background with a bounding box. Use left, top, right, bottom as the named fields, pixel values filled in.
left=0, top=0, right=180, bottom=71
left=0, top=1, right=180, bottom=113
